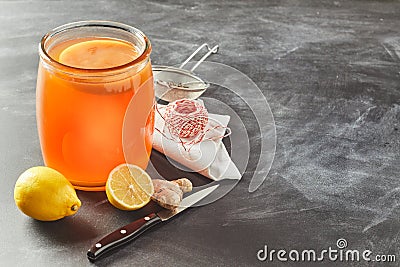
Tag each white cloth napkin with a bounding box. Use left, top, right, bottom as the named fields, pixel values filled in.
left=152, top=103, right=241, bottom=181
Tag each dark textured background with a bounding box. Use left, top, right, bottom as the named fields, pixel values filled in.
left=0, top=0, right=399, bottom=266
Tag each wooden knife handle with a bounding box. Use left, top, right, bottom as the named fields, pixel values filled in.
left=87, top=213, right=162, bottom=262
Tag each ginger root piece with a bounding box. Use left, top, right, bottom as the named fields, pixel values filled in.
left=152, top=178, right=193, bottom=210
left=172, top=178, right=193, bottom=193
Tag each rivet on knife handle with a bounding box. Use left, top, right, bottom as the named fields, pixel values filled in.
left=87, top=213, right=161, bottom=262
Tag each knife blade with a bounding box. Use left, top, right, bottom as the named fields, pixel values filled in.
left=87, top=184, right=219, bottom=262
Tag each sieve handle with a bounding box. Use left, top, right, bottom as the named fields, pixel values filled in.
left=179, top=43, right=219, bottom=72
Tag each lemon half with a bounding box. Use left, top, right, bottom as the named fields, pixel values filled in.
left=106, top=164, right=154, bottom=211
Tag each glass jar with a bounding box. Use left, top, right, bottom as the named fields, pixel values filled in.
left=36, top=21, right=154, bottom=191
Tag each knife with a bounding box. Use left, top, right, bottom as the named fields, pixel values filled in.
left=87, top=184, right=219, bottom=262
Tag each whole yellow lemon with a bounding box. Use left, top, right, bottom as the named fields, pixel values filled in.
left=14, top=166, right=81, bottom=221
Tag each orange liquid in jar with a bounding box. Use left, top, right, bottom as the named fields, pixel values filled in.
left=36, top=37, right=154, bottom=191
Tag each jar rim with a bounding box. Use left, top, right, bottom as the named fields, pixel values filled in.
left=39, top=20, right=151, bottom=74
